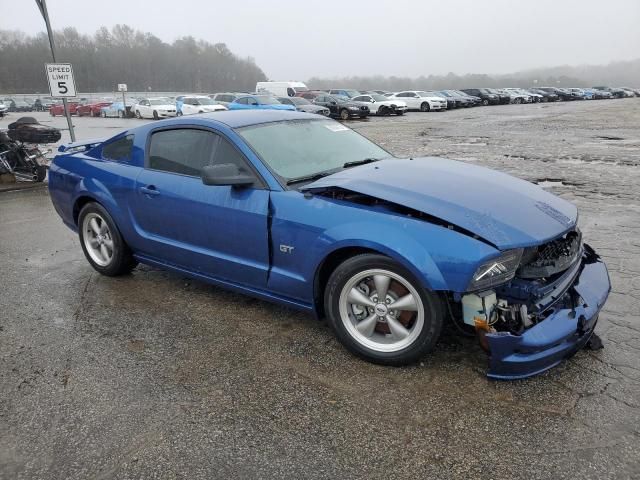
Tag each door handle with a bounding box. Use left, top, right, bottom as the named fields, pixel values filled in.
left=140, top=185, right=160, bottom=196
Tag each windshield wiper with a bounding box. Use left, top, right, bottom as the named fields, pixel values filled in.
left=286, top=170, right=334, bottom=186
left=343, top=158, right=380, bottom=168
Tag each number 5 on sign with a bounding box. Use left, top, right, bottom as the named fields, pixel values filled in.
left=45, top=63, right=77, bottom=98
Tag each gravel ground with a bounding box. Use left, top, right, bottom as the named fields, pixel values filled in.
left=1, top=100, right=639, bottom=479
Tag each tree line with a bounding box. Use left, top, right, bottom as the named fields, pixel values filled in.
left=0, top=26, right=267, bottom=94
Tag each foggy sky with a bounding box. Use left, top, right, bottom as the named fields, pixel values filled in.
left=1, top=0, right=638, bottom=80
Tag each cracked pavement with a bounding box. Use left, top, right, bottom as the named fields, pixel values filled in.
left=1, top=100, right=639, bottom=479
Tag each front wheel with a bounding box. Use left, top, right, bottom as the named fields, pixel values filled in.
left=482, top=99, right=489, bottom=106
left=325, top=254, right=443, bottom=366
left=153, top=110, right=159, bottom=120
left=339, top=108, right=350, bottom=120
left=420, top=102, right=430, bottom=112
left=78, top=203, right=137, bottom=276
left=135, top=110, right=142, bottom=119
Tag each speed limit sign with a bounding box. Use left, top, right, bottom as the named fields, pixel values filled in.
left=45, top=63, right=77, bottom=98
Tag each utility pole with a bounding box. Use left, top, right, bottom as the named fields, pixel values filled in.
left=35, top=0, right=76, bottom=142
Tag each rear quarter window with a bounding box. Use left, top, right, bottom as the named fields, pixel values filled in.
left=102, top=135, right=134, bottom=162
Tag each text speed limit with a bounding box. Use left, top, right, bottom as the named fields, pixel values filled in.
left=45, top=63, right=77, bottom=98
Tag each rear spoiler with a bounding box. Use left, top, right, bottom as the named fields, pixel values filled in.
left=57, top=137, right=105, bottom=153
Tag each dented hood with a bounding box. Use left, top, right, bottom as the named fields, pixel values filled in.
left=302, top=157, right=577, bottom=249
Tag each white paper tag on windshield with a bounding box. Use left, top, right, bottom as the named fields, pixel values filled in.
left=325, top=124, right=349, bottom=132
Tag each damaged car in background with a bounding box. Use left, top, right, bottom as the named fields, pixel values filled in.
left=47, top=110, right=610, bottom=380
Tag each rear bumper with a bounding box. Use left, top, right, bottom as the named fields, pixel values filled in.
left=486, top=247, right=610, bottom=380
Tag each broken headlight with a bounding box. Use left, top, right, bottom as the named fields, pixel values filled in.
left=467, top=249, right=523, bottom=291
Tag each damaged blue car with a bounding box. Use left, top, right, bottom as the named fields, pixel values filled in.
left=48, top=110, right=610, bottom=380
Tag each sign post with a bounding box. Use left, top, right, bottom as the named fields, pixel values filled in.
left=35, top=0, right=76, bottom=141
left=118, top=84, right=128, bottom=118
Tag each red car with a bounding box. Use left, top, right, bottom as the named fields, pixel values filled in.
left=49, top=102, right=79, bottom=116
left=77, top=101, right=112, bottom=117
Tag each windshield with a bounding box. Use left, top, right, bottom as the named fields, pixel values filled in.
left=238, top=119, right=390, bottom=181
left=256, top=96, right=281, bottom=105
left=195, top=97, right=216, bottom=105
left=288, top=97, right=309, bottom=105
left=149, top=98, right=171, bottom=105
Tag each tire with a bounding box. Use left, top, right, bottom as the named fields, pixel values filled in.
left=101, top=111, right=107, bottom=118
left=514, top=97, right=522, bottom=104
left=339, top=108, right=350, bottom=120
left=136, top=110, right=142, bottom=119
left=35, top=165, right=47, bottom=182
left=324, top=254, right=443, bottom=366
left=153, top=110, right=159, bottom=120
left=395, top=110, right=404, bottom=116
left=78, top=202, right=137, bottom=277
left=420, top=102, right=430, bottom=112
left=117, top=110, right=123, bottom=118
left=377, top=106, right=388, bottom=116
left=482, top=99, right=489, bottom=106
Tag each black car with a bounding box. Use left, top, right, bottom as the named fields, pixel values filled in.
left=484, top=88, right=511, bottom=104
left=537, top=87, right=573, bottom=101
left=460, top=88, right=500, bottom=105
left=527, top=88, right=559, bottom=102
left=313, top=94, right=370, bottom=120
left=593, top=86, right=626, bottom=99
left=7, top=99, right=33, bottom=112
left=277, top=96, right=330, bottom=116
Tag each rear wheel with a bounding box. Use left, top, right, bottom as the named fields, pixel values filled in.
left=136, top=110, right=142, bottom=119
left=78, top=203, right=137, bottom=276
left=482, top=99, right=489, bottom=106
left=153, top=110, right=159, bottom=120
left=339, top=108, right=350, bottom=120
left=420, top=102, right=430, bottom=112
left=325, top=254, right=443, bottom=366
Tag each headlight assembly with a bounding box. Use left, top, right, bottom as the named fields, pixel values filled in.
left=467, top=249, right=523, bottom=291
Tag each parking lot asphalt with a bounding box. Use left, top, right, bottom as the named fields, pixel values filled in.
left=1, top=100, right=639, bottom=479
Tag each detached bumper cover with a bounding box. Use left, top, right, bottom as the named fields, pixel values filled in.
left=486, top=249, right=610, bottom=380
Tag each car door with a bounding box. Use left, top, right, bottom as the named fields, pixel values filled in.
left=139, top=100, right=152, bottom=118
left=130, top=127, right=270, bottom=287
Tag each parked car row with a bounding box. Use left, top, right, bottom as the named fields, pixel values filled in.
left=2, top=83, right=637, bottom=123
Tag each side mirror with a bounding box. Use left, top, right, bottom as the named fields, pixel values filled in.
left=201, top=164, right=255, bottom=187
left=330, top=101, right=337, bottom=105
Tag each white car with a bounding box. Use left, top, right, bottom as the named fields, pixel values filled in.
left=179, top=96, right=227, bottom=116
left=351, top=93, right=408, bottom=115
left=134, top=97, right=177, bottom=120
left=0, top=100, right=8, bottom=116
left=389, top=91, right=447, bottom=112
left=503, top=88, right=534, bottom=104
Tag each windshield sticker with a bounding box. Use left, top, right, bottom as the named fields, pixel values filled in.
left=325, top=124, right=349, bottom=132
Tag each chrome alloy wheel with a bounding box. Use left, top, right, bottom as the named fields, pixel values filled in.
left=82, top=212, right=114, bottom=267
left=338, top=269, right=424, bottom=353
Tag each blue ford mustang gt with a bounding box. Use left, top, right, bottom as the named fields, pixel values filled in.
left=48, top=110, right=610, bottom=379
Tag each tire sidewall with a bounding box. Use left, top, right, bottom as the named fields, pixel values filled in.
left=324, top=254, right=442, bottom=365
left=420, top=102, right=430, bottom=112
left=78, top=202, right=134, bottom=276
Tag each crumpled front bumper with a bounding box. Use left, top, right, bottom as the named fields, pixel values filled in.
left=486, top=247, right=611, bottom=380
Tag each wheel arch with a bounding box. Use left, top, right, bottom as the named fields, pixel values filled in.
left=312, top=240, right=447, bottom=319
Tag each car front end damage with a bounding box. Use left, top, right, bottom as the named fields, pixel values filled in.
left=460, top=229, right=610, bottom=379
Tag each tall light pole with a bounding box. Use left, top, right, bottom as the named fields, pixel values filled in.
left=35, top=0, right=76, bottom=141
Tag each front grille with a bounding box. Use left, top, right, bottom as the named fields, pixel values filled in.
left=518, top=229, right=582, bottom=279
